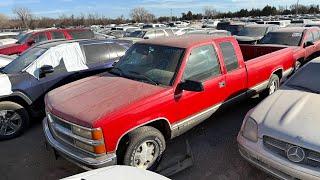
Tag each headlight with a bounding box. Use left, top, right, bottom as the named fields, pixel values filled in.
left=242, top=117, right=258, bottom=142
left=71, top=125, right=106, bottom=154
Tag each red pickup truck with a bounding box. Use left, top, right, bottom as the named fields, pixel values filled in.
left=0, top=28, right=93, bottom=55
left=43, top=35, right=295, bottom=170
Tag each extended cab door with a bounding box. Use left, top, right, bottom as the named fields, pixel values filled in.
left=215, top=39, right=247, bottom=104
left=303, top=30, right=317, bottom=59
left=174, top=43, right=227, bottom=123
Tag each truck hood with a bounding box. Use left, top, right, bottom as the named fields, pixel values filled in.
left=46, top=73, right=167, bottom=127
left=251, top=88, right=320, bottom=151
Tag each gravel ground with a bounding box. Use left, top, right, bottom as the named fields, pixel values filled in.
left=0, top=97, right=274, bottom=180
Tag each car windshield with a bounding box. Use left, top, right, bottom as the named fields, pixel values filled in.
left=110, top=44, right=184, bottom=86
left=2, top=47, right=47, bottom=74
left=16, top=32, right=32, bottom=44
left=259, top=32, right=303, bottom=46
left=238, top=27, right=267, bottom=37
left=125, top=31, right=146, bottom=38
left=285, top=61, right=320, bottom=94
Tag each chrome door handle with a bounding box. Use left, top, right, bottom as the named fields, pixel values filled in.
left=219, top=81, right=226, bottom=88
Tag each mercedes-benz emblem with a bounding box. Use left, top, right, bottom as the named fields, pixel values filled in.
left=286, top=146, right=305, bottom=163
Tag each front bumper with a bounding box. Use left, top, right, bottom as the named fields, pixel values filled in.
left=237, top=133, right=320, bottom=180
left=43, top=117, right=117, bottom=170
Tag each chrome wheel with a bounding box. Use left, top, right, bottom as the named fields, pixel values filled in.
left=0, top=110, right=22, bottom=136
left=269, top=80, right=278, bottom=95
left=132, top=140, right=160, bottom=169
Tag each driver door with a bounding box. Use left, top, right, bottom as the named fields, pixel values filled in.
left=174, top=43, right=227, bottom=124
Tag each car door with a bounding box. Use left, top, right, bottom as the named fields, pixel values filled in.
left=174, top=43, right=227, bottom=123
left=215, top=40, right=247, bottom=104
left=311, top=29, right=320, bottom=54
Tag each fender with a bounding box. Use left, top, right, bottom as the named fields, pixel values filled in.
left=0, top=91, right=33, bottom=105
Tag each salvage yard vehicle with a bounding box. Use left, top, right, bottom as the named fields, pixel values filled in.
left=0, top=28, right=94, bottom=55
left=238, top=57, right=320, bottom=180
left=258, top=27, right=320, bottom=69
left=0, top=39, right=129, bottom=140
left=0, top=32, right=19, bottom=46
left=43, top=35, right=296, bottom=170
left=122, top=29, right=173, bottom=43
left=234, top=24, right=279, bottom=44
left=62, top=165, right=170, bottom=180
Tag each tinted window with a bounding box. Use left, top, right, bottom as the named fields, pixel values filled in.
left=83, top=44, right=109, bottom=65
left=33, top=33, right=48, bottom=43
left=183, top=45, right=221, bottom=81
left=51, top=31, right=65, bottom=39
left=259, top=32, right=303, bottom=46
left=69, top=30, right=94, bottom=39
left=219, top=42, right=239, bottom=72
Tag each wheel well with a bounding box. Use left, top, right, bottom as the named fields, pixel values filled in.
left=116, top=119, right=171, bottom=164
left=273, top=69, right=283, bottom=80
left=0, top=96, right=30, bottom=113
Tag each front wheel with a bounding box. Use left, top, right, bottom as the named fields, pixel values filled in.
left=0, top=101, right=29, bottom=140
left=123, top=126, right=166, bottom=170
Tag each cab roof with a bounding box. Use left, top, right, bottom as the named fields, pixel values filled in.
left=273, top=27, right=317, bottom=33
left=137, top=35, right=229, bottom=48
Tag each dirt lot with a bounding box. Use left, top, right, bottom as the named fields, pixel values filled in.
left=0, top=97, right=275, bottom=180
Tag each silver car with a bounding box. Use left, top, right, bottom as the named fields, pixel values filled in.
left=238, top=57, right=320, bottom=180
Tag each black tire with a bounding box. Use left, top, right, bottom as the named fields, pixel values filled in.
left=259, top=74, right=280, bottom=99
left=123, top=126, right=166, bottom=171
left=0, top=101, right=29, bottom=140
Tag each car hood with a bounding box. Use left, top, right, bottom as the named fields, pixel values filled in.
left=251, top=88, right=320, bottom=151
left=234, top=35, right=262, bottom=42
left=46, top=73, right=167, bottom=127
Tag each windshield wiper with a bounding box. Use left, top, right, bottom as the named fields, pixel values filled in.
left=287, top=84, right=320, bottom=94
left=127, top=70, right=159, bottom=86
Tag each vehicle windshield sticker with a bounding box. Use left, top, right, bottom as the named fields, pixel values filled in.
left=292, top=33, right=302, bottom=37
left=25, top=42, right=88, bottom=79
left=0, top=74, right=12, bottom=96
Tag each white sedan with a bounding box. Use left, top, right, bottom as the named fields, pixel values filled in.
left=238, top=57, right=320, bottom=180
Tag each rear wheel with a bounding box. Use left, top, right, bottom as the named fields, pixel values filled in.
left=123, top=126, right=166, bottom=170
left=260, top=74, right=280, bottom=98
left=0, top=101, right=29, bottom=140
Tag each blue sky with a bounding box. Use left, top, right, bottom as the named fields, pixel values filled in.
left=0, top=0, right=319, bottom=18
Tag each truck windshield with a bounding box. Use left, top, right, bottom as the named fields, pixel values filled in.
left=111, top=44, right=184, bottom=86
left=259, top=32, right=302, bottom=46
left=238, top=27, right=267, bottom=37
left=2, top=47, right=47, bottom=74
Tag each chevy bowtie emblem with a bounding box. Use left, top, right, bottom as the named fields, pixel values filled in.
left=286, top=146, right=305, bottom=163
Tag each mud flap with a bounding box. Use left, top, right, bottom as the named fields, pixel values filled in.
left=156, top=140, right=194, bottom=177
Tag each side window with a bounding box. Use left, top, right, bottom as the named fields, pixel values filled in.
left=304, top=31, right=314, bottom=42
left=33, top=33, right=48, bottom=43
left=219, top=42, right=239, bottom=72
left=311, top=30, right=320, bottom=41
left=83, top=44, right=109, bottom=65
left=51, top=31, right=65, bottom=39
left=183, top=45, right=221, bottom=82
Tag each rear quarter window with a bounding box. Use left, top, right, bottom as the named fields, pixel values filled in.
left=219, top=42, right=239, bottom=72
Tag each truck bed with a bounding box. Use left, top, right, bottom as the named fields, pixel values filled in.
left=240, top=44, right=287, bottom=61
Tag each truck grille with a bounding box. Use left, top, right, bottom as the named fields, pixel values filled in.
left=263, top=136, right=320, bottom=168
left=46, top=112, right=99, bottom=156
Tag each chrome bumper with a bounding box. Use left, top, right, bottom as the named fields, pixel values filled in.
left=237, top=133, right=320, bottom=180
left=43, top=117, right=117, bottom=170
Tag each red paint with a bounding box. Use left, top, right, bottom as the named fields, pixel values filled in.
left=45, top=36, right=295, bottom=153
left=0, top=28, right=91, bottom=55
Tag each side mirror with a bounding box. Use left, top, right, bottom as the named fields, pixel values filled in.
left=143, top=36, right=150, bottom=39
left=39, top=65, right=54, bottom=78
left=27, top=39, right=35, bottom=46
left=177, top=80, right=204, bottom=92
left=304, top=41, right=314, bottom=48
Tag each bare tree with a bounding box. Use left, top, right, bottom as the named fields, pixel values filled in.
left=0, top=13, right=9, bottom=28
left=12, top=7, right=33, bottom=29
left=130, top=7, right=154, bottom=23
left=203, top=6, right=217, bottom=19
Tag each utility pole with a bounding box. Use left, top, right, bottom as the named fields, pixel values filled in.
left=296, top=0, right=299, bottom=15
left=170, top=9, right=173, bottom=22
